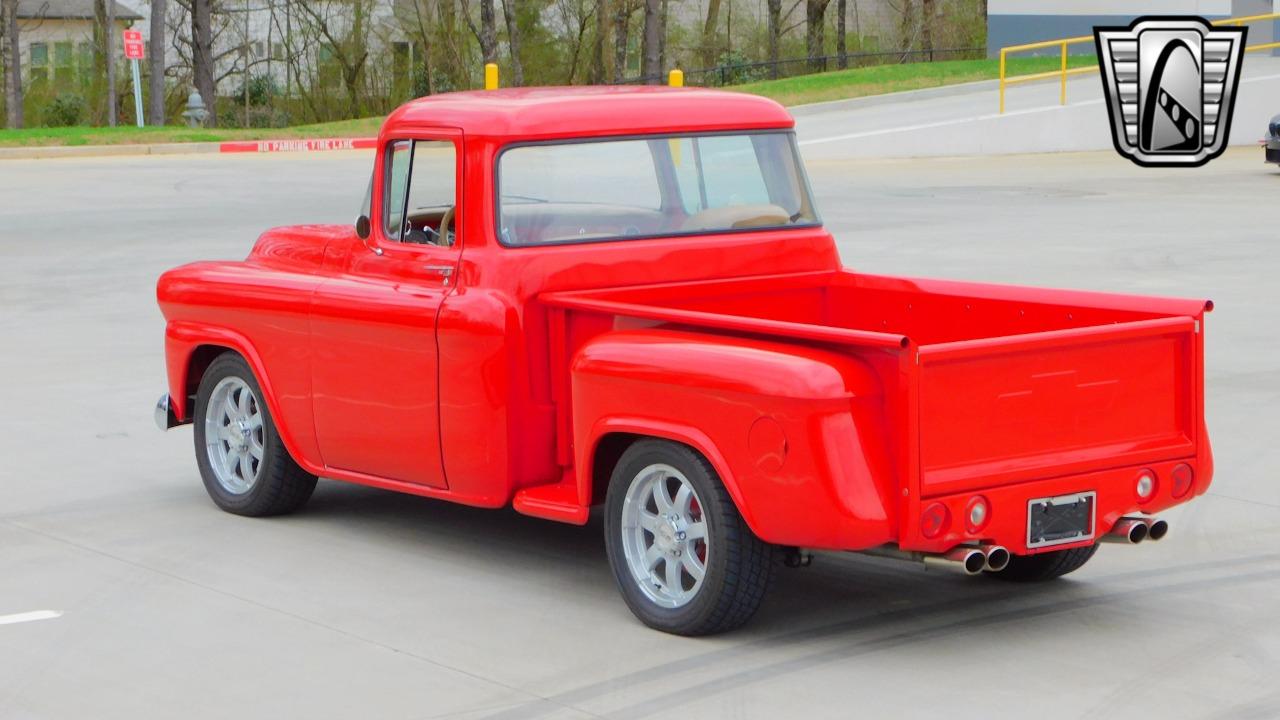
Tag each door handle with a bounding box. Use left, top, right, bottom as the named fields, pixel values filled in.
left=424, top=264, right=455, bottom=285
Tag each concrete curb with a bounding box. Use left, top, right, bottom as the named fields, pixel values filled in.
left=0, top=136, right=377, bottom=161
left=0, top=142, right=224, bottom=160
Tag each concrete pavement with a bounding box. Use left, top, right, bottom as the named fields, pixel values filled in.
left=1, top=147, right=1278, bottom=719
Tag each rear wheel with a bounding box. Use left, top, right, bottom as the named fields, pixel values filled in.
left=193, top=352, right=317, bottom=516
left=990, top=544, right=1099, bottom=582
left=604, top=439, right=774, bottom=635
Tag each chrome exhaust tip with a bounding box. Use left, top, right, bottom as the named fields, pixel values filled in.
left=982, top=545, right=1011, bottom=572
left=1146, top=518, right=1169, bottom=541
left=1101, top=516, right=1149, bottom=544
left=922, top=547, right=987, bottom=575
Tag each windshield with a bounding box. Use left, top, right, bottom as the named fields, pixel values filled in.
left=496, top=132, right=818, bottom=246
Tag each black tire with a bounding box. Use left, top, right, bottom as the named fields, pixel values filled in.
left=990, top=544, right=1099, bottom=582
left=604, top=439, right=774, bottom=636
left=193, top=352, right=317, bottom=516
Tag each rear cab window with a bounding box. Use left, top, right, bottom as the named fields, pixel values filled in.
left=496, top=131, right=818, bottom=247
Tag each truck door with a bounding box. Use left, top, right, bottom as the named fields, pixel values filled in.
left=308, top=132, right=463, bottom=488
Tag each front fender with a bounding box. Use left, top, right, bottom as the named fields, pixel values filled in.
left=164, top=320, right=322, bottom=474
left=572, top=329, right=898, bottom=551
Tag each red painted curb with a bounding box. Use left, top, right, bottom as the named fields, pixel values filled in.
left=219, top=137, right=377, bottom=153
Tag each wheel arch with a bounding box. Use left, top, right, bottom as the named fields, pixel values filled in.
left=165, top=321, right=320, bottom=474
left=583, top=418, right=760, bottom=535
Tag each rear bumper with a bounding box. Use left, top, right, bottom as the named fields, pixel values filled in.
left=901, top=457, right=1207, bottom=555
left=1265, top=140, right=1280, bottom=164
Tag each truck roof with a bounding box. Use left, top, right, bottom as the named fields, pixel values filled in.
left=382, top=86, right=795, bottom=141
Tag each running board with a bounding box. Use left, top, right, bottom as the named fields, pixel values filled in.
left=512, top=474, right=589, bottom=525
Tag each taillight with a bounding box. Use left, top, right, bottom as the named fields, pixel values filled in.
left=965, top=496, right=990, bottom=533
left=1135, top=469, right=1157, bottom=502
left=1171, top=463, right=1194, bottom=498
left=921, top=502, right=950, bottom=539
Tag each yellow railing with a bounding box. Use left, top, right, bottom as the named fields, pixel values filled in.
left=998, top=12, right=1280, bottom=113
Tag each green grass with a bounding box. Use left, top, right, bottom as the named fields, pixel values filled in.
left=0, top=116, right=384, bottom=148
left=736, top=55, right=1098, bottom=107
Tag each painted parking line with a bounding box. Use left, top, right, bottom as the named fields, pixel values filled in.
left=0, top=610, right=62, bottom=626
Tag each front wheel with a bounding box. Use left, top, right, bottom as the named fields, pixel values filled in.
left=193, top=352, right=317, bottom=516
left=604, top=439, right=774, bottom=635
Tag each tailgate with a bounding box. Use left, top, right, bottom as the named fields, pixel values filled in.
left=917, top=316, right=1199, bottom=496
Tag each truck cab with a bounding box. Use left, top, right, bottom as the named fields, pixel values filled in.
left=157, top=87, right=1212, bottom=635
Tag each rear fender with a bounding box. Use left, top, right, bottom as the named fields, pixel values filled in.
left=572, top=329, right=898, bottom=550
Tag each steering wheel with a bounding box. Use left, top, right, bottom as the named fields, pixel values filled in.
left=437, top=205, right=456, bottom=247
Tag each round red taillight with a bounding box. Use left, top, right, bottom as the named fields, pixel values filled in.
left=921, top=502, right=950, bottom=539
left=1171, top=463, right=1194, bottom=498
left=965, top=495, right=990, bottom=533
left=1136, top=469, right=1157, bottom=502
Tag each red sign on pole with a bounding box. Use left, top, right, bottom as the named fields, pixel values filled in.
left=123, top=29, right=144, bottom=60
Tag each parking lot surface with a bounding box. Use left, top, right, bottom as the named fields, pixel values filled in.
left=1, top=147, right=1277, bottom=719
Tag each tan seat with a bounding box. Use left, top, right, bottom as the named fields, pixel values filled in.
left=680, top=204, right=790, bottom=232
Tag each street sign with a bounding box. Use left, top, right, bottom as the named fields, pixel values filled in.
left=123, top=29, right=145, bottom=127
left=123, top=29, right=144, bottom=60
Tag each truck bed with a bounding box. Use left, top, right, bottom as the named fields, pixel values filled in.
left=542, top=269, right=1209, bottom=501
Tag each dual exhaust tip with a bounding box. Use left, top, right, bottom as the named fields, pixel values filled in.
left=864, top=515, right=1166, bottom=575
left=921, top=545, right=1009, bottom=575
left=862, top=545, right=1006, bottom=574
left=1101, top=515, right=1169, bottom=545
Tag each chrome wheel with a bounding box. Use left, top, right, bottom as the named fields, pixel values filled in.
left=202, top=376, right=264, bottom=495
left=620, top=463, right=710, bottom=609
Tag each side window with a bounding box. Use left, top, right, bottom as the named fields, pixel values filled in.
left=382, top=139, right=458, bottom=245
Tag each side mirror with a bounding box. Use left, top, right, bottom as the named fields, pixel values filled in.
left=355, top=215, right=371, bottom=239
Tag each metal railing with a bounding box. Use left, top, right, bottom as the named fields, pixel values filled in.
left=998, top=11, right=1280, bottom=113
left=623, top=47, right=984, bottom=88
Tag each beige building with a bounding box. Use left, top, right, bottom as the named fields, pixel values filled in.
left=13, top=0, right=142, bottom=88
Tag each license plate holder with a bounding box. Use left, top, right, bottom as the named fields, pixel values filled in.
left=1026, top=491, right=1096, bottom=549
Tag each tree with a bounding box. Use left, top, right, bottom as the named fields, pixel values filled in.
left=2, top=0, right=21, bottom=128
left=149, top=0, right=166, bottom=124
left=462, top=0, right=497, bottom=65
left=294, top=0, right=371, bottom=118
left=640, top=0, right=659, bottom=83
left=806, top=0, right=832, bottom=70
left=191, top=0, right=215, bottom=125
left=836, top=0, right=847, bottom=68
left=699, top=0, right=720, bottom=68
left=500, top=0, right=522, bottom=85
left=107, top=0, right=117, bottom=125
left=589, top=0, right=610, bottom=84
left=766, top=0, right=780, bottom=69
left=612, top=0, right=634, bottom=82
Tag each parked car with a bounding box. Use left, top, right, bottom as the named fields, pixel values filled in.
left=156, top=87, right=1214, bottom=635
left=1265, top=113, right=1280, bottom=164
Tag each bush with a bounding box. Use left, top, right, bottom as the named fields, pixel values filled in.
left=216, top=103, right=292, bottom=129
left=42, top=93, right=87, bottom=127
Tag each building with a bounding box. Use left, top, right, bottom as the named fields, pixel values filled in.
left=14, top=0, right=142, bottom=87
left=987, top=0, right=1278, bottom=56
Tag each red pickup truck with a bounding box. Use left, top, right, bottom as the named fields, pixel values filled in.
left=156, top=87, right=1213, bottom=635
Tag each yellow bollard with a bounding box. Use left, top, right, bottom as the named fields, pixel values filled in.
left=998, top=50, right=1006, bottom=114
left=1060, top=41, right=1068, bottom=105
left=484, top=63, right=499, bottom=90
left=668, top=69, right=684, bottom=87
